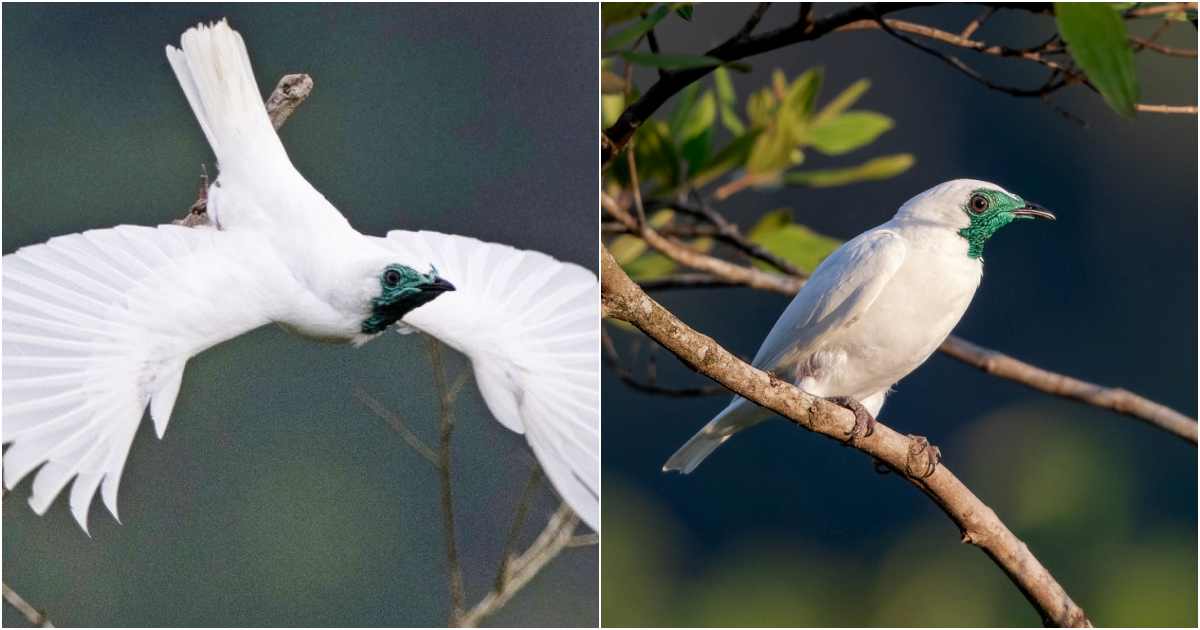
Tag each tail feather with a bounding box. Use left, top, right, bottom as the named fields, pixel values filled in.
left=165, top=19, right=286, bottom=167
left=664, top=396, right=775, bottom=474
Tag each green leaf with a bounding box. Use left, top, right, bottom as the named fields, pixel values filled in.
left=807, top=111, right=894, bottom=156
left=675, top=4, right=693, bottom=21
left=681, top=125, right=714, bottom=177
left=811, top=79, right=870, bottom=127
left=745, top=208, right=794, bottom=242
left=782, top=67, right=823, bottom=127
left=747, top=214, right=844, bottom=273
left=746, top=87, right=776, bottom=129
left=602, top=2, right=657, bottom=25
left=1054, top=2, right=1140, bottom=119
left=602, top=94, right=625, bottom=128
left=713, top=66, right=745, bottom=135
left=634, top=121, right=682, bottom=188
left=602, top=5, right=672, bottom=53
left=686, top=127, right=763, bottom=189
left=667, top=82, right=701, bottom=140
left=679, top=90, right=716, bottom=143
left=621, top=51, right=724, bottom=69
left=784, top=153, right=915, bottom=187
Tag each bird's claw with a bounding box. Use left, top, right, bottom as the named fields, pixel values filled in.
left=906, top=434, right=942, bottom=478
left=827, top=395, right=875, bottom=446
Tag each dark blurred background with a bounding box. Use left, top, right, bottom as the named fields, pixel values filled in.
left=3, top=4, right=596, bottom=627
left=602, top=4, right=1196, bottom=627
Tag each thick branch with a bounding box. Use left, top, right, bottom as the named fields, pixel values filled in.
left=601, top=244, right=1091, bottom=628
left=603, top=194, right=1197, bottom=442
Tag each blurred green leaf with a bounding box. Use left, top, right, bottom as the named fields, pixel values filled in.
left=667, top=82, right=701, bottom=140
left=781, top=67, right=823, bottom=128
left=1054, top=2, right=1140, bottom=119
left=808, top=111, right=894, bottom=156
left=679, top=90, right=716, bottom=142
left=602, top=2, right=656, bottom=25
left=745, top=111, right=798, bottom=176
left=687, top=128, right=763, bottom=189
left=674, top=4, right=693, bottom=21
left=784, top=153, right=914, bottom=187
left=713, top=66, right=745, bottom=135
left=681, top=126, right=714, bottom=177
left=811, top=79, right=871, bottom=127
left=602, top=93, right=626, bottom=128
left=634, top=121, right=681, bottom=188
left=602, top=5, right=672, bottom=53
left=621, top=51, right=724, bottom=69
left=746, top=87, right=777, bottom=128
left=747, top=209, right=843, bottom=271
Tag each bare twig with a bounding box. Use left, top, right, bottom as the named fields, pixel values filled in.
left=427, top=338, right=466, bottom=626
left=739, top=3, right=774, bottom=39
left=601, top=245, right=1092, bottom=628
left=1129, top=34, right=1198, bottom=57
left=603, top=325, right=730, bottom=396
left=939, top=335, right=1198, bottom=444
left=1134, top=103, right=1198, bottom=113
left=2, top=583, right=53, bottom=628
left=354, top=387, right=439, bottom=466
left=495, top=467, right=544, bottom=591
left=460, top=505, right=584, bottom=628
left=1124, top=2, right=1197, bottom=18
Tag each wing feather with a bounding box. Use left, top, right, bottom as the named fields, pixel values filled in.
left=375, top=230, right=599, bottom=531
left=3, top=224, right=288, bottom=532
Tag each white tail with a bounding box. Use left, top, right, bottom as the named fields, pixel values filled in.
left=165, top=19, right=286, bottom=168
left=663, top=396, right=774, bottom=474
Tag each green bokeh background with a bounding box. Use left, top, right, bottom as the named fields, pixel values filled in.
left=3, top=4, right=597, bottom=626
left=602, top=4, right=1196, bottom=627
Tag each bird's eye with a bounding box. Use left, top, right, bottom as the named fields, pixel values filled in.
left=969, top=194, right=989, bottom=214
left=384, top=269, right=402, bottom=287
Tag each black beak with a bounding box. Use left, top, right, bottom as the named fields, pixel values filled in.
left=421, top=276, right=456, bottom=293
left=1011, top=201, right=1055, bottom=221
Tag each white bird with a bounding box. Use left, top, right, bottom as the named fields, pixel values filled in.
left=664, top=179, right=1053, bottom=474
left=2, top=20, right=599, bottom=533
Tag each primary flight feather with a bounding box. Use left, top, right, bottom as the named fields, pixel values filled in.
left=3, top=20, right=599, bottom=533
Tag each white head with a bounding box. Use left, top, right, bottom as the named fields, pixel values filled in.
left=894, top=179, right=1055, bottom=258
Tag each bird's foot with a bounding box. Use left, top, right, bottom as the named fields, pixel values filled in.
left=827, top=395, right=875, bottom=446
left=906, top=434, right=942, bottom=478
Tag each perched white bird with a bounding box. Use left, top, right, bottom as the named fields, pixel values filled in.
left=3, top=20, right=599, bottom=533
left=664, top=179, right=1053, bottom=474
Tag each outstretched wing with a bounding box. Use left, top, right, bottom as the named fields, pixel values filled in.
left=751, top=229, right=906, bottom=377
left=3, top=224, right=291, bottom=532
left=375, top=231, right=599, bottom=532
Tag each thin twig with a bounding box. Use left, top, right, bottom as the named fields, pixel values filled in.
left=2, top=583, right=53, bottom=628
left=939, top=335, right=1198, bottom=444
left=603, top=325, right=730, bottom=396
left=1129, top=34, right=1198, bottom=57
left=1124, top=2, right=1197, bottom=18
left=739, top=3, right=774, bottom=39
left=601, top=245, right=1092, bottom=628
left=427, top=338, right=466, bottom=627
left=460, top=505, right=585, bottom=628
left=1134, top=103, right=1198, bottom=113
left=354, top=387, right=439, bottom=466
left=495, top=467, right=544, bottom=592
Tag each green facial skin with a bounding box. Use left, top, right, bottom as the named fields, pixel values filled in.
left=361, top=265, right=455, bottom=334
left=958, top=188, right=1054, bottom=259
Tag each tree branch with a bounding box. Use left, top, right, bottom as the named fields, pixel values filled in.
left=602, top=189, right=1196, bottom=443
left=601, top=244, right=1092, bottom=628
left=2, top=583, right=53, bottom=628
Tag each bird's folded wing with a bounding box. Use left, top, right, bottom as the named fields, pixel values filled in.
left=752, top=230, right=906, bottom=374
left=3, top=224, right=289, bottom=532
left=374, top=231, right=599, bottom=532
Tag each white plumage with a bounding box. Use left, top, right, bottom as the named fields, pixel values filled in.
left=665, top=179, right=1053, bottom=474
left=3, top=20, right=599, bottom=533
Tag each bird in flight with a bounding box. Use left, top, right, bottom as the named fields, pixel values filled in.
left=3, top=20, right=599, bottom=533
